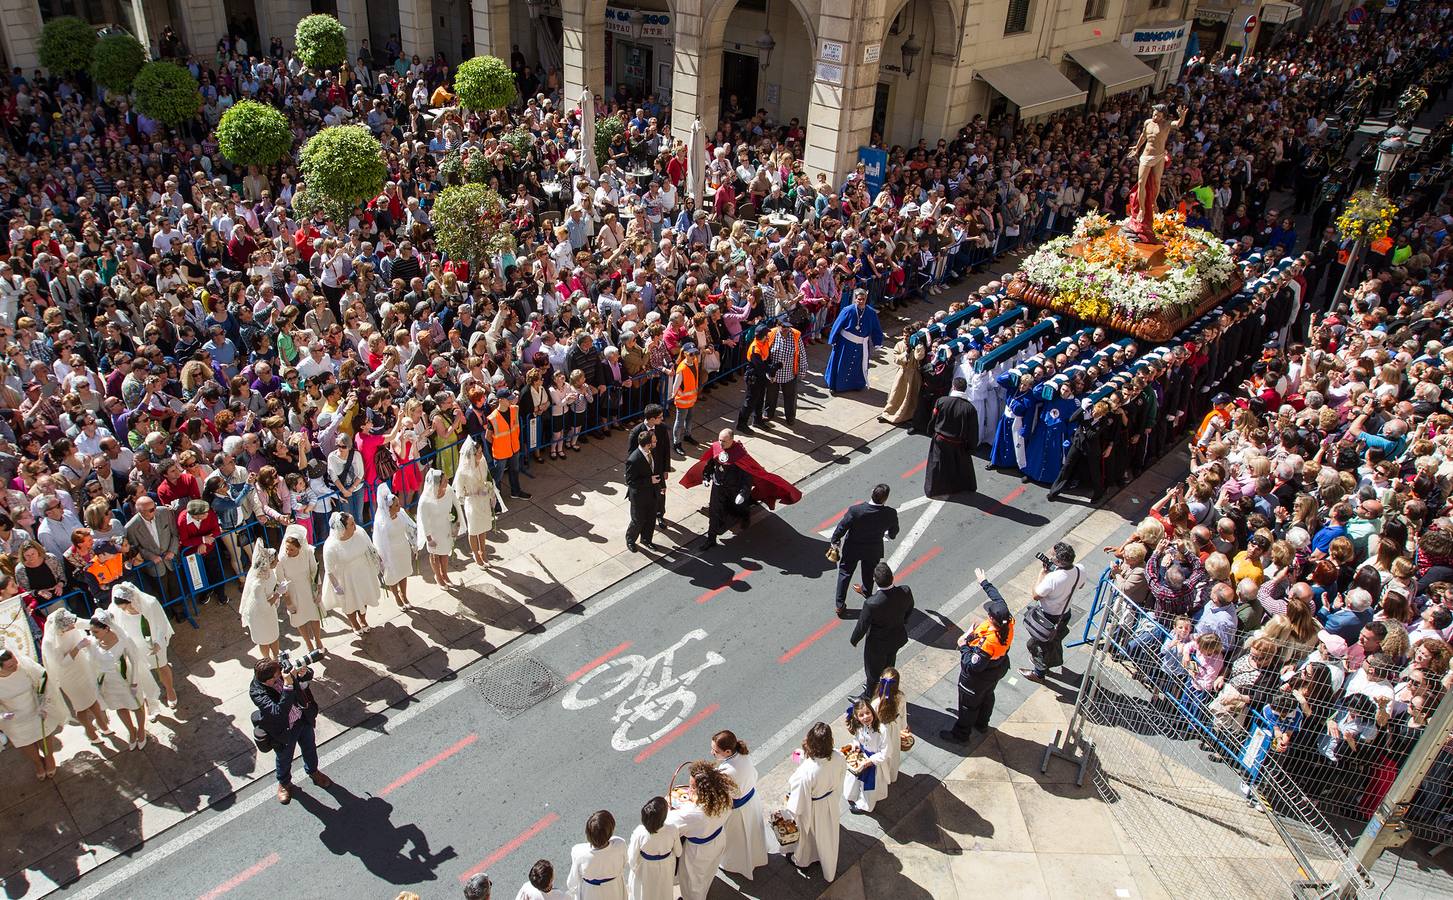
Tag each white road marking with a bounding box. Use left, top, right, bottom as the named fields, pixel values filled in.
left=815, top=493, right=934, bottom=538
left=60, top=415, right=913, bottom=897
left=885, top=499, right=945, bottom=570
left=755, top=501, right=1084, bottom=763
left=561, top=629, right=725, bottom=752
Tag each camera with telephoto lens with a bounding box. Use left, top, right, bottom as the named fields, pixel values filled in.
left=1035, top=552, right=1052, bottom=570
left=279, top=649, right=324, bottom=682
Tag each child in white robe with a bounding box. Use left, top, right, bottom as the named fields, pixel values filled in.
left=512, top=859, right=569, bottom=900
left=870, top=667, right=908, bottom=784
left=710, top=729, right=777, bottom=879
left=626, top=797, right=678, bottom=900
left=787, top=722, right=845, bottom=880
left=665, top=762, right=735, bottom=900
left=842, top=699, right=890, bottom=812
left=566, top=810, right=627, bottom=899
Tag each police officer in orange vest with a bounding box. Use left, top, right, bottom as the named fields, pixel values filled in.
left=941, top=568, right=1016, bottom=744
left=736, top=330, right=779, bottom=433
left=670, top=344, right=703, bottom=455
left=486, top=388, right=531, bottom=500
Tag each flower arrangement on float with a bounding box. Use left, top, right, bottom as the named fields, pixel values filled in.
left=1335, top=189, right=1398, bottom=243
left=1013, top=211, right=1237, bottom=339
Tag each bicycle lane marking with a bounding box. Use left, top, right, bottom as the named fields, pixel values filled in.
left=560, top=629, right=725, bottom=753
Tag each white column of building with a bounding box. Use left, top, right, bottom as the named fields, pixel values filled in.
left=561, top=0, right=606, bottom=107
left=335, top=0, right=371, bottom=61
left=668, top=2, right=720, bottom=148
left=180, top=0, right=229, bottom=60
left=918, top=46, right=973, bottom=140
left=472, top=0, right=511, bottom=58
left=399, top=0, right=437, bottom=59
left=0, top=0, right=42, bottom=71
left=803, top=0, right=885, bottom=186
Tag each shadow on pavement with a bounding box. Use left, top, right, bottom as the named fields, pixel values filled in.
left=294, top=783, right=457, bottom=885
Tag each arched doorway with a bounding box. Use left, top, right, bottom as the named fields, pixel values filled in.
left=875, top=0, right=955, bottom=148
left=702, top=0, right=815, bottom=136
left=433, top=0, right=476, bottom=63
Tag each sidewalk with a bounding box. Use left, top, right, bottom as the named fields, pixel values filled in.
left=0, top=258, right=1026, bottom=896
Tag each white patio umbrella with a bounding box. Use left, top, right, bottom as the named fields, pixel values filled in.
left=580, top=89, right=599, bottom=181
left=687, top=117, right=706, bottom=210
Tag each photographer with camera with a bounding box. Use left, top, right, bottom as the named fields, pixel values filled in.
left=1019, top=542, right=1083, bottom=683
left=249, top=654, right=332, bottom=804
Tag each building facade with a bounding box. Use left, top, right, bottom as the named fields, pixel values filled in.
left=0, top=0, right=1314, bottom=185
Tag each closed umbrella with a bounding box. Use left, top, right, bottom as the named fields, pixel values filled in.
left=580, top=89, right=599, bottom=180
left=688, top=118, right=706, bottom=210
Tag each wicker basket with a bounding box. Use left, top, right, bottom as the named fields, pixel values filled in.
left=900, top=729, right=916, bottom=752
left=667, top=761, right=692, bottom=809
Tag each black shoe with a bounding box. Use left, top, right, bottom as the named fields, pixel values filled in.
left=683, top=435, right=700, bottom=446
left=672, top=444, right=685, bottom=456
left=938, top=729, right=970, bottom=744
left=642, top=539, right=659, bottom=550
left=738, top=426, right=754, bottom=434
left=513, top=491, right=533, bottom=499
left=627, top=542, right=640, bottom=553
left=702, top=536, right=719, bottom=549
left=835, top=605, right=850, bottom=619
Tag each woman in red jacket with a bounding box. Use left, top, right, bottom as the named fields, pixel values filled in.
left=176, top=498, right=225, bottom=605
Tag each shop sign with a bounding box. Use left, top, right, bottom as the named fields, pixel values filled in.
left=1120, top=21, right=1190, bottom=55
left=605, top=6, right=636, bottom=37
left=1261, top=2, right=1303, bottom=23
left=638, top=12, right=672, bottom=39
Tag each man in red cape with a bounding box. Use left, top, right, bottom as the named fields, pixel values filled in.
left=680, top=428, right=801, bottom=547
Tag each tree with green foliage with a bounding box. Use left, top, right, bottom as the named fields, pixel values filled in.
left=432, top=183, right=515, bottom=265
left=39, top=17, right=96, bottom=76
left=594, top=114, right=625, bottom=163
left=299, top=125, right=387, bottom=209
left=453, top=56, right=517, bottom=112
left=294, top=14, right=348, bottom=70
left=90, top=32, right=147, bottom=92
left=132, top=61, right=202, bottom=128
left=216, top=100, right=293, bottom=167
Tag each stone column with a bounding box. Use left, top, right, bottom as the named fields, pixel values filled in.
left=336, top=0, right=371, bottom=61
left=803, top=0, right=885, bottom=185
left=918, top=49, right=970, bottom=140
left=0, top=0, right=42, bottom=72
left=179, top=0, right=229, bottom=61
left=561, top=0, right=605, bottom=106
left=668, top=4, right=720, bottom=148
left=399, top=0, right=436, bottom=60
left=473, top=0, right=511, bottom=58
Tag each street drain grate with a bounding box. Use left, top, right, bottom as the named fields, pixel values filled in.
left=469, top=655, right=562, bottom=718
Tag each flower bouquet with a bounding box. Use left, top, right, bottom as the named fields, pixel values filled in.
left=1335, top=189, right=1397, bottom=244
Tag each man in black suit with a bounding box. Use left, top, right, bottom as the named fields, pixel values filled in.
left=829, top=483, right=899, bottom=618
left=849, top=561, right=915, bottom=698
left=249, top=657, right=332, bottom=805
left=625, top=427, right=660, bottom=552
left=628, top=404, right=672, bottom=527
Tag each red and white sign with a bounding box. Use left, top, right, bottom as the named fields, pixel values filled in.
left=1243, top=13, right=1258, bottom=32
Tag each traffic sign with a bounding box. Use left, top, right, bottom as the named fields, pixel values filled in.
left=1243, top=13, right=1258, bottom=33
left=1346, top=5, right=1367, bottom=24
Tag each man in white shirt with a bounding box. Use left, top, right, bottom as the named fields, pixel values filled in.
left=297, top=342, right=336, bottom=381
left=1021, top=542, right=1083, bottom=681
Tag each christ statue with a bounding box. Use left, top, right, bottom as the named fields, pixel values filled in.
left=1124, top=103, right=1189, bottom=244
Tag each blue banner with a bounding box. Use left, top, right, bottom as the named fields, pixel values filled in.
left=858, top=146, right=887, bottom=198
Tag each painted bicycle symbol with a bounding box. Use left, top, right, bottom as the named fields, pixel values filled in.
left=561, top=629, right=725, bottom=752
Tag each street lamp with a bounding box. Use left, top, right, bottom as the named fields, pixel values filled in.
left=756, top=0, right=776, bottom=69
left=900, top=32, right=923, bottom=77
left=1332, top=125, right=1409, bottom=306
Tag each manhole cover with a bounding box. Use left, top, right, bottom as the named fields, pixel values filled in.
left=469, top=655, right=562, bottom=718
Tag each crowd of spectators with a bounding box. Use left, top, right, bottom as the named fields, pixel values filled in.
left=0, top=3, right=1447, bottom=700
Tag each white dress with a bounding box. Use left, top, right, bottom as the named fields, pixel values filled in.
left=842, top=725, right=890, bottom=812
left=322, top=528, right=383, bottom=614
left=625, top=823, right=679, bottom=900
left=873, top=713, right=904, bottom=785
left=41, top=624, right=101, bottom=712
left=415, top=479, right=461, bottom=556
left=565, top=837, right=628, bottom=900
left=788, top=751, right=845, bottom=880
left=511, top=886, right=569, bottom=900
left=0, top=655, right=64, bottom=745
left=453, top=452, right=496, bottom=536
left=372, top=505, right=417, bottom=587
left=94, top=634, right=156, bottom=711
left=665, top=801, right=729, bottom=900
left=239, top=564, right=283, bottom=646
left=717, top=754, right=777, bottom=878
left=111, top=588, right=174, bottom=670
left=278, top=533, right=322, bottom=627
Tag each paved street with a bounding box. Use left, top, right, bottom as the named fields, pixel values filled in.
left=45, top=413, right=1102, bottom=899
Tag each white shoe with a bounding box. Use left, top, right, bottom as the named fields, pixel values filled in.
left=137, top=733, right=148, bottom=750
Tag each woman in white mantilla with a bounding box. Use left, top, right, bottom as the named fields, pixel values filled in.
left=322, top=511, right=383, bottom=634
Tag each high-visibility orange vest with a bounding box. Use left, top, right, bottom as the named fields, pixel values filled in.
left=770, top=327, right=801, bottom=375
left=674, top=361, right=698, bottom=409
left=747, top=336, right=772, bottom=361
left=87, top=552, right=124, bottom=588
left=488, top=406, right=521, bottom=459
left=966, top=618, right=1014, bottom=660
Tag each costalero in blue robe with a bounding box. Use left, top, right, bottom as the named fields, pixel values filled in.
left=991, top=389, right=1036, bottom=470
left=824, top=302, right=886, bottom=392
left=1024, top=395, right=1079, bottom=484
